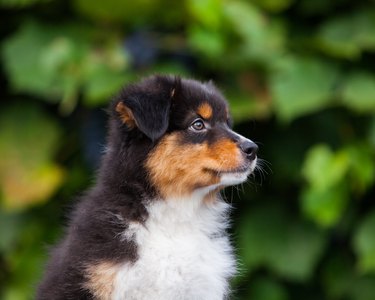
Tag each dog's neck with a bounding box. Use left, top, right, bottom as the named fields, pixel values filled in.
left=146, top=193, right=231, bottom=236
left=96, top=133, right=156, bottom=198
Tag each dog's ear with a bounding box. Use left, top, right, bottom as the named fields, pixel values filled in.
left=170, top=76, right=181, bottom=100
left=115, top=76, right=180, bottom=141
left=115, top=102, right=137, bottom=130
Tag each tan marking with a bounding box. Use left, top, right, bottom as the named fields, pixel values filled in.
left=116, top=102, right=136, bottom=129
left=83, top=261, right=120, bottom=300
left=145, top=132, right=243, bottom=198
left=171, top=88, right=176, bottom=98
left=197, top=103, right=213, bottom=120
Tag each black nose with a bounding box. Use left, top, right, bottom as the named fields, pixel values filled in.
left=239, top=140, right=258, bottom=160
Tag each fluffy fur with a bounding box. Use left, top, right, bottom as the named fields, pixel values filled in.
left=37, top=75, right=258, bottom=300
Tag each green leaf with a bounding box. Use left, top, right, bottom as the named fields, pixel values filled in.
left=224, top=1, right=286, bottom=65
left=301, top=184, right=349, bottom=227
left=0, top=103, right=64, bottom=211
left=301, top=143, right=374, bottom=227
left=188, top=26, right=225, bottom=58
left=187, top=0, right=223, bottom=29
left=84, top=71, right=127, bottom=106
left=317, top=10, right=375, bottom=59
left=237, top=204, right=326, bottom=281
left=2, top=21, right=129, bottom=112
left=341, top=72, right=375, bottom=113
left=302, top=144, right=349, bottom=191
left=271, top=57, right=338, bottom=121
left=317, top=17, right=361, bottom=59
left=353, top=210, right=375, bottom=274
left=2, top=21, right=61, bottom=99
left=1, top=21, right=91, bottom=111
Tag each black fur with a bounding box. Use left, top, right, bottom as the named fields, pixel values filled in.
left=36, top=75, right=230, bottom=299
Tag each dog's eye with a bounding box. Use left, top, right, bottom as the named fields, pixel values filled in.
left=190, top=119, right=205, bottom=131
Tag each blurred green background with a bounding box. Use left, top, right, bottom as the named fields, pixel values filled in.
left=1, top=0, right=375, bottom=299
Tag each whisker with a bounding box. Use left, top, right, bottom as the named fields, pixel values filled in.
left=230, top=186, right=234, bottom=205
left=248, top=158, right=271, bottom=187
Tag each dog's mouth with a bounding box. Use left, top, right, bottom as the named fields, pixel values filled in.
left=203, top=159, right=257, bottom=187
left=204, top=161, right=254, bottom=176
left=220, top=165, right=250, bottom=174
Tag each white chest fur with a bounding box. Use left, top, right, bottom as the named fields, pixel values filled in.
left=112, top=195, right=236, bottom=300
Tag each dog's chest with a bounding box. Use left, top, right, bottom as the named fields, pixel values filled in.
left=112, top=199, right=236, bottom=300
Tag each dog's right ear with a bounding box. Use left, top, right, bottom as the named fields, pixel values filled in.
left=114, top=76, right=180, bottom=141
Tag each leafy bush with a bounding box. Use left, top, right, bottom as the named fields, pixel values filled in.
left=0, top=0, right=374, bottom=299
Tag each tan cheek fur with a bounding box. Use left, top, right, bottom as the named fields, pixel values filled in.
left=145, top=133, right=243, bottom=198
left=83, top=261, right=120, bottom=300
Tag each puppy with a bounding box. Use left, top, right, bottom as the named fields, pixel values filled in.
left=37, top=75, right=258, bottom=300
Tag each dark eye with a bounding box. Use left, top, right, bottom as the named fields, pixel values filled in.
left=190, top=119, right=205, bottom=131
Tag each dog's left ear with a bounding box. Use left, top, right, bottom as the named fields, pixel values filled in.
left=115, top=98, right=170, bottom=141
left=115, top=76, right=178, bottom=141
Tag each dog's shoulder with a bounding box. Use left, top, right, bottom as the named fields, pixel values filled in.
left=37, top=188, right=146, bottom=299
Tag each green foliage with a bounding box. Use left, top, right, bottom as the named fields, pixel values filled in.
left=353, top=210, right=375, bottom=273
left=2, top=21, right=129, bottom=114
left=301, top=144, right=374, bottom=227
left=271, top=57, right=338, bottom=121
left=237, top=204, right=326, bottom=282
left=317, top=10, right=375, bottom=59
left=242, top=276, right=289, bottom=300
left=341, top=72, right=375, bottom=113
left=224, top=1, right=285, bottom=66
left=0, top=103, right=64, bottom=211
left=301, top=145, right=349, bottom=226
left=187, top=0, right=222, bottom=29
left=0, top=0, right=51, bottom=8
left=73, top=0, right=160, bottom=25
left=322, top=254, right=355, bottom=299
left=1, top=0, right=375, bottom=299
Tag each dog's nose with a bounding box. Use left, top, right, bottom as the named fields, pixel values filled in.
left=239, top=140, right=258, bottom=160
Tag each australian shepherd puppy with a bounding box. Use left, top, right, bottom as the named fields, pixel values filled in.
left=37, top=75, right=258, bottom=300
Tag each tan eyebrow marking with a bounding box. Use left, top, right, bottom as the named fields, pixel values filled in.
left=197, top=102, right=213, bottom=119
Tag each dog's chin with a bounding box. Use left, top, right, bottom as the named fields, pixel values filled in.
left=193, top=159, right=257, bottom=198
left=219, top=170, right=251, bottom=186
left=208, top=158, right=257, bottom=188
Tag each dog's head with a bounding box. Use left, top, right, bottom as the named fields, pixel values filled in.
left=112, top=75, right=258, bottom=199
